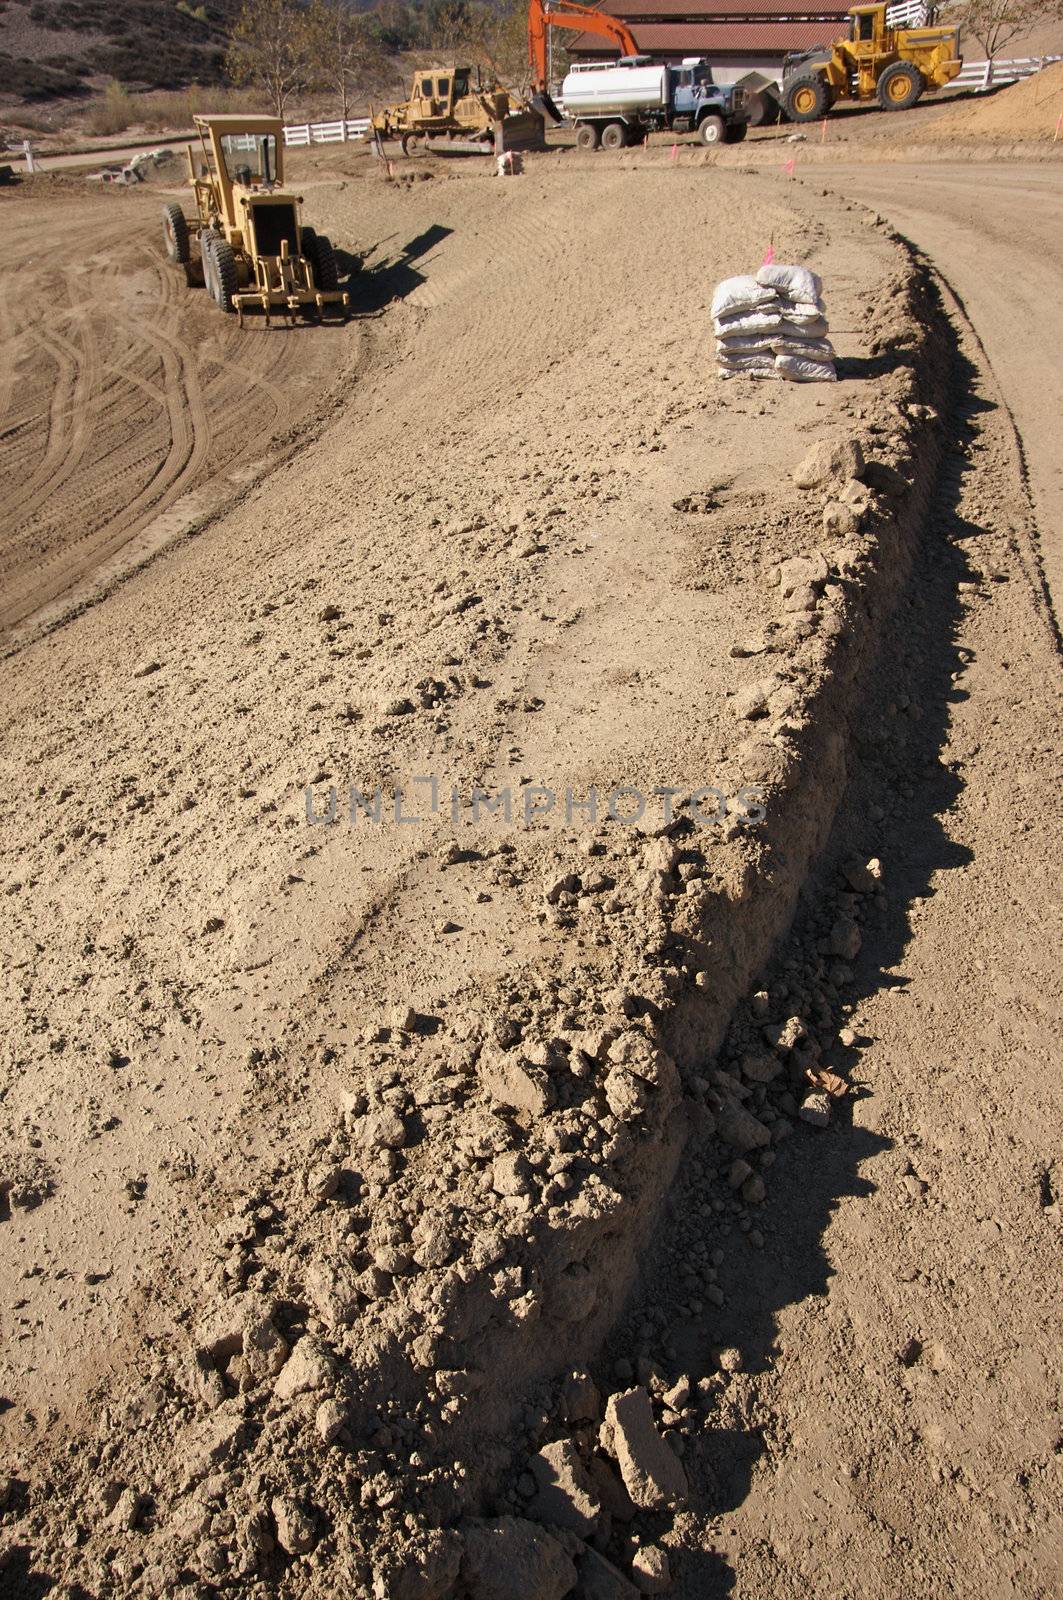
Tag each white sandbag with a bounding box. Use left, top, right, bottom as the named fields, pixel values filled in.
left=777, top=316, right=829, bottom=341
left=776, top=353, right=837, bottom=383
left=714, top=333, right=777, bottom=355
left=718, top=366, right=782, bottom=381
left=713, top=309, right=784, bottom=338
left=711, top=275, right=781, bottom=321
left=783, top=300, right=827, bottom=321
left=756, top=262, right=822, bottom=304
left=717, top=351, right=777, bottom=373
left=773, top=336, right=836, bottom=361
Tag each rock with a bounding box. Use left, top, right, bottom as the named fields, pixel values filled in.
left=384, top=1530, right=464, bottom=1600
left=273, top=1338, right=336, bottom=1402
left=791, top=437, right=865, bottom=490
left=587, top=1455, right=636, bottom=1523
left=631, top=1545, right=672, bottom=1594
left=727, top=1159, right=753, bottom=1190
left=663, top=1377, right=691, bottom=1412
left=740, top=1053, right=782, bottom=1085
left=779, top=553, right=828, bottom=598
left=382, top=697, right=416, bottom=717
left=305, top=1160, right=339, bottom=1201
left=391, top=1005, right=419, bottom=1033
left=562, top=1370, right=601, bottom=1425
left=843, top=857, right=881, bottom=893
left=357, top=1109, right=408, bottom=1149
left=829, top=917, right=862, bottom=960
left=578, top=1546, right=641, bottom=1599
left=527, top=1440, right=601, bottom=1536
left=315, top=1397, right=347, bottom=1444
left=716, top=1100, right=771, bottom=1153
left=822, top=500, right=862, bottom=539
left=272, top=1495, right=317, bottom=1555
left=318, top=604, right=342, bottom=622
left=108, top=1487, right=143, bottom=1530
left=242, top=1310, right=289, bottom=1382
left=480, top=1051, right=551, bottom=1117
left=604, top=1065, right=650, bottom=1120
left=460, top=1517, right=577, bottom=1600
left=716, top=1346, right=743, bottom=1373
left=764, top=1015, right=805, bottom=1051
left=604, top=1387, right=688, bottom=1511
left=493, top=1151, right=533, bottom=1197
left=545, top=872, right=580, bottom=904
left=741, top=1173, right=766, bottom=1204
left=131, top=659, right=163, bottom=678
left=732, top=678, right=777, bottom=721
left=863, top=459, right=908, bottom=496
left=799, top=1092, right=832, bottom=1128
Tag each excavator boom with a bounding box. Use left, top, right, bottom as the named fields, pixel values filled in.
left=528, top=0, right=640, bottom=100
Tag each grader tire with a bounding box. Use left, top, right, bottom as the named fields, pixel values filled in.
left=302, top=226, right=339, bottom=293
left=162, top=202, right=190, bottom=265
left=204, top=236, right=238, bottom=314
left=877, top=61, right=925, bottom=110
left=784, top=74, right=831, bottom=123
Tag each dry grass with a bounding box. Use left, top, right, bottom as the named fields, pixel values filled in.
left=84, top=82, right=257, bottom=138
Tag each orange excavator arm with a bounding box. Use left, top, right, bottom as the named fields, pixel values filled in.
left=528, top=0, right=640, bottom=94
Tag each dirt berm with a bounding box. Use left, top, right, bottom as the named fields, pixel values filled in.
left=0, top=166, right=947, bottom=1597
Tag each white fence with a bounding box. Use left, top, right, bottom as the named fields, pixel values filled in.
left=282, top=118, right=370, bottom=146
left=954, top=54, right=1061, bottom=89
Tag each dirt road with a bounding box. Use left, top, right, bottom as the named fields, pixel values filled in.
left=822, top=161, right=1063, bottom=619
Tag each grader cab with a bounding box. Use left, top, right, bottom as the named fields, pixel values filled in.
left=161, top=115, right=349, bottom=324
left=782, top=3, right=962, bottom=121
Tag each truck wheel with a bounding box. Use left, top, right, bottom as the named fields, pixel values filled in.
left=204, top=236, right=238, bottom=314
left=600, top=121, right=627, bottom=150
left=724, top=121, right=748, bottom=143
left=162, top=202, right=190, bottom=265
left=877, top=61, right=925, bottom=110
left=575, top=123, right=600, bottom=151
left=698, top=114, right=725, bottom=145
left=784, top=74, right=830, bottom=122
left=301, top=226, right=339, bottom=293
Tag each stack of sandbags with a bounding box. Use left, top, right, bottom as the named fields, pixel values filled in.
left=712, top=263, right=836, bottom=382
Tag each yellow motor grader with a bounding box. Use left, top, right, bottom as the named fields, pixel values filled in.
left=782, top=2, right=962, bottom=121
left=371, top=65, right=545, bottom=156
left=161, top=115, right=350, bottom=324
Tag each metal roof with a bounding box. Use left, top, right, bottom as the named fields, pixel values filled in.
left=569, top=18, right=840, bottom=51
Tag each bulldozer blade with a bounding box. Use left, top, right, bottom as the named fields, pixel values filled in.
left=530, top=90, right=564, bottom=126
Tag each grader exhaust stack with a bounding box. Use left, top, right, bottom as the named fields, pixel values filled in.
left=161, top=115, right=350, bottom=325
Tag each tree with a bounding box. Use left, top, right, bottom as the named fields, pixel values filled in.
left=226, top=0, right=314, bottom=118
left=306, top=0, right=392, bottom=120
left=946, top=0, right=1063, bottom=69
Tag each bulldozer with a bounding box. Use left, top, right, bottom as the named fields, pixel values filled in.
left=782, top=3, right=962, bottom=121
left=161, top=114, right=350, bottom=324
left=371, top=65, right=545, bottom=156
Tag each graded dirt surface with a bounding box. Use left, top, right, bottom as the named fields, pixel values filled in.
left=0, top=144, right=1061, bottom=1600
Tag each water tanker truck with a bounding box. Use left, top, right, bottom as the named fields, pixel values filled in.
left=560, top=56, right=750, bottom=148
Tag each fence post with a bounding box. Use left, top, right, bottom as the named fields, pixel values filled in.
left=22, top=139, right=35, bottom=174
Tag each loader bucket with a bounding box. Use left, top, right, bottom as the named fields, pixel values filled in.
left=531, top=90, right=564, bottom=126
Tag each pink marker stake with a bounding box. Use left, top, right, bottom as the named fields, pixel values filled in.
left=670, top=143, right=679, bottom=163
left=1055, top=110, right=1063, bottom=142
left=763, top=242, right=775, bottom=266
left=784, top=157, right=795, bottom=177
left=821, top=116, right=828, bottom=143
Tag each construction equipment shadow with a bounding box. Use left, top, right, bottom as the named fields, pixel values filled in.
left=339, top=224, right=454, bottom=316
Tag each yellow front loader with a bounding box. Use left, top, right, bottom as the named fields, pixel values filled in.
left=161, top=115, right=350, bottom=325
left=782, top=3, right=962, bottom=121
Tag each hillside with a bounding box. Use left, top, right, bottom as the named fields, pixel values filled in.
left=0, top=0, right=241, bottom=100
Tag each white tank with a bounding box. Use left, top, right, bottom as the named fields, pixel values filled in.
left=560, top=62, right=668, bottom=116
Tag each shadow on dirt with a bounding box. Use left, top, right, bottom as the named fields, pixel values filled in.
left=598, top=277, right=988, bottom=1592
left=343, top=223, right=454, bottom=315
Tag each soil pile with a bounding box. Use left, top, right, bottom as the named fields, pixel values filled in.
left=926, top=59, right=1063, bottom=139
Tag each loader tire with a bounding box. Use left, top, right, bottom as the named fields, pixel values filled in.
left=204, top=235, right=238, bottom=314
left=575, top=122, right=600, bottom=151
left=784, top=73, right=831, bottom=122
left=601, top=121, right=627, bottom=150
left=162, top=202, right=190, bottom=265
left=877, top=60, right=924, bottom=110
left=301, top=226, right=339, bottom=293
left=698, top=114, right=725, bottom=144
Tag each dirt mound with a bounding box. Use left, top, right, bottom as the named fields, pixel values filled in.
left=925, top=59, right=1063, bottom=139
